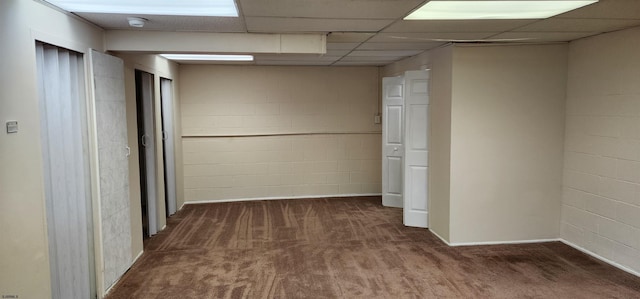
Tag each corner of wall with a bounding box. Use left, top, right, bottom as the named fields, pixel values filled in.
left=427, top=45, right=453, bottom=243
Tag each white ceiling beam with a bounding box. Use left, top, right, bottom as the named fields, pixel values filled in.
left=104, top=30, right=326, bottom=54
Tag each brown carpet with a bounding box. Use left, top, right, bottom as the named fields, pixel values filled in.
left=105, top=196, right=640, bottom=298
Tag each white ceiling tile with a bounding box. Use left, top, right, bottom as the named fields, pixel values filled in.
left=369, top=32, right=498, bottom=43
left=327, top=32, right=375, bottom=43
left=514, top=18, right=640, bottom=33
left=325, top=49, right=351, bottom=56
left=489, top=31, right=599, bottom=42
left=70, top=0, right=640, bottom=66
left=350, top=50, right=423, bottom=57
left=245, top=17, right=393, bottom=33
left=327, top=43, right=360, bottom=50
left=76, top=13, right=247, bottom=32
left=240, top=0, right=424, bottom=19
left=556, top=0, right=640, bottom=19
left=383, top=20, right=535, bottom=33
left=357, top=42, right=445, bottom=50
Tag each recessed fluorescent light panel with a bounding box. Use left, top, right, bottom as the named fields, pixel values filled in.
left=404, top=1, right=598, bottom=20
left=45, top=0, right=238, bottom=17
left=160, top=54, right=254, bottom=61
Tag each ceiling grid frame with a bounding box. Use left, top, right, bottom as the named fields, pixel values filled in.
left=43, top=0, right=640, bottom=66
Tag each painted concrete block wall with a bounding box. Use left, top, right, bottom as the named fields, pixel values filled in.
left=428, top=46, right=453, bottom=242
left=180, top=65, right=381, bottom=136
left=179, top=66, right=381, bottom=202
left=562, top=26, right=640, bottom=274
left=449, top=44, right=567, bottom=244
left=183, top=134, right=381, bottom=201
left=0, top=1, right=104, bottom=298
left=381, top=44, right=567, bottom=244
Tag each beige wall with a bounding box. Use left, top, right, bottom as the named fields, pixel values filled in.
left=184, top=134, right=381, bottom=200
left=180, top=65, right=381, bottom=136
left=561, top=26, right=640, bottom=274
left=383, top=43, right=567, bottom=244
left=180, top=65, right=381, bottom=202
left=112, top=53, right=183, bottom=260
left=0, top=1, right=104, bottom=298
left=449, top=44, right=567, bottom=244
left=428, top=46, right=453, bottom=242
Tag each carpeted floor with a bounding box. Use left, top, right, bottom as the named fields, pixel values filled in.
left=105, top=196, right=640, bottom=298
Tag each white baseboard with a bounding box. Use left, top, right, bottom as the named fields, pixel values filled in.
left=427, top=233, right=640, bottom=278
left=448, top=238, right=561, bottom=247
left=429, top=229, right=451, bottom=246
left=132, top=250, right=144, bottom=264
left=429, top=229, right=561, bottom=247
left=560, top=239, right=640, bottom=277
left=184, top=193, right=382, bottom=205
left=104, top=250, right=145, bottom=296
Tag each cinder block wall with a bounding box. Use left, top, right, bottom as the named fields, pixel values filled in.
left=562, top=26, right=640, bottom=274
left=179, top=65, right=382, bottom=202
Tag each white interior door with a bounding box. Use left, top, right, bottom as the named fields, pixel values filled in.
left=90, top=49, right=133, bottom=291
left=382, top=76, right=405, bottom=208
left=137, top=70, right=158, bottom=236
left=160, top=78, right=177, bottom=216
left=403, top=70, right=430, bottom=228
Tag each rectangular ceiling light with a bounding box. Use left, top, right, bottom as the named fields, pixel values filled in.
left=45, top=0, right=238, bottom=17
left=404, top=1, right=598, bottom=20
left=160, top=54, right=254, bottom=61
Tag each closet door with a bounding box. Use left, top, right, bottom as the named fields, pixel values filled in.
left=90, top=49, right=132, bottom=291
left=36, top=42, right=94, bottom=299
left=135, top=70, right=158, bottom=236
left=160, top=78, right=177, bottom=216
left=382, top=76, right=405, bottom=208
left=403, top=70, right=429, bottom=228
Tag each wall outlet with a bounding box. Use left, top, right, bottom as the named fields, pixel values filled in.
left=6, top=121, right=18, bottom=134
left=374, top=115, right=381, bottom=124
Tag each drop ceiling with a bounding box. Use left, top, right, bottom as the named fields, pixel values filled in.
left=60, top=0, right=640, bottom=66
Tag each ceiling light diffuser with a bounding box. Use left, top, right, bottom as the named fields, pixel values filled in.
left=404, top=1, right=598, bottom=20
left=45, top=0, right=238, bottom=17
left=160, top=54, right=254, bottom=61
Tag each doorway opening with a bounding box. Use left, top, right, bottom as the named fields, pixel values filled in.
left=135, top=69, right=158, bottom=240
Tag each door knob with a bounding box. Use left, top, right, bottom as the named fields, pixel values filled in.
left=393, top=147, right=398, bottom=151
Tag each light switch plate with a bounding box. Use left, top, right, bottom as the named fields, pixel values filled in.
left=374, top=115, right=381, bottom=124
left=6, top=121, right=18, bottom=133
